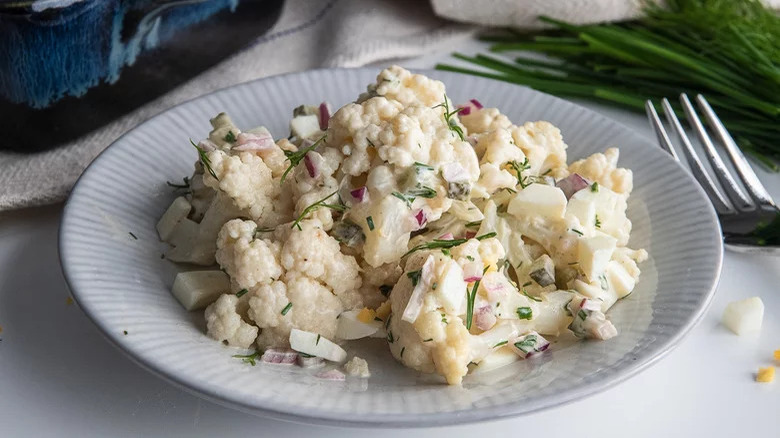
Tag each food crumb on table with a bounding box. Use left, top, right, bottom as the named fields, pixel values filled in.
left=344, top=356, right=371, bottom=378
left=66, top=297, right=74, bottom=306
left=756, top=367, right=775, bottom=383
left=774, top=349, right=780, bottom=361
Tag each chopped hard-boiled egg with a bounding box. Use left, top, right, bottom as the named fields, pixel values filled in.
left=721, top=297, right=764, bottom=335
left=774, top=349, right=780, bottom=361
left=577, top=234, right=617, bottom=281
left=756, top=366, right=775, bottom=383
left=507, top=184, right=567, bottom=220
left=356, top=308, right=377, bottom=323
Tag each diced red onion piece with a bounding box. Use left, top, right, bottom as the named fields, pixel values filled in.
left=474, top=305, right=497, bottom=331
left=261, top=348, right=298, bottom=365
left=414, top=209, right=427, bottom=228
left=233, top=132, right=275, bottom=152
left=555, top=173, right=590, bottom=200
left=458, top=105, right=471, bottom=116
left=581, top=298, right=601, bottom=312
left=510, top=331, right=550, bottom=359
left=470, top=99, right=483, bottom=109
left=318, top=102, right=331, bottom=131
left=198, top=139, right=217, bottom=151
left=315, top=369, right=345, bottom=381
left=350, top=186, right=368, bottom=202
left=590, top=320, right=618, bottom=340
left=303, top=154, right=319, bottom=178
left=298, top=355, right=325, bottom=368
left=438, top=233, right=454, bottom=240
left=465, top=231, right=477, bottom=239
left=441, top=162, right=469, bottom=183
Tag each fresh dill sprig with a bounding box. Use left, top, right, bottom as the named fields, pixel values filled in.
left=509, top=158, right=531, bottom=188
left=391, top=191, right=414, bottom=208
left=190, top=139, right=219, bottom=180
left=281, top=134, right=326, bottom=183
left=166, top=176, right=190, bottom=190
left=407, top=185, right=438, bottom=198
left=522, top=289, right=542, bottom=302
left=433, top=95, right=466, bottom=141
left=402, top=232, right=497, bottom=257
left=290, top=190, right=347, bottom=230
left=232, top=351, right=261, bottom=366
left=465, top=266, right=490, bottom=330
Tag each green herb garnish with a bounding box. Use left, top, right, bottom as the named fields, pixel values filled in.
left=578, top=309, right=588, bottom=321
left=595, top=214, right=602, bottom=228
left=166, top=176, right=190, bottom=190
left=281, top=134, right=326, bottom=183
left=571, top=229, right=584, bottom=236
left=423, top=338, right=433, bottom=342
left=509, top=158, right=531, bottom=188
left=441, top=248, right=452, bottom=258
left=387, top=330, right=394, bottom=343
left=465, top=266, right=490, bottom=330
left=433, top=94, right=466, bottom=141
left=391, top=191, right=414, bottom=208
left=414, top=161, right=435, bottom=171
left=236, top=289, right=248, bottom=298
left=190, top=139, right=219, bottom=180
left=514, top=335, right=537, bottom=353
left=464, top=221, right=482, bottom=228
left=232, top=351, right=261, bottom=366
left=494, top=340, right=508, bottom=348
left=407, top=185, right=437, bottom=199
left=400, top=347, right=406, bottom=358
left=281, top=302, right=293, bottom=315
left=522, top=290, right=542, bottom=302
left=224, top=131, right=236, bottom=143
left=591, top=182, right=600, bottom=192
left=128, top=232, right=138, bottom=240
left=316, top=334, right=321, bottom=345
left=476, top=232, right=497, bottom=241
left=291, top=190, right=347, bottom=230
left=366, top=216, right=375, bottom=231
left=516, top=306, right=533, bottom=320
left=466, top=255, right=475, bottom=262
left=407, top=269, right=422, bottom=287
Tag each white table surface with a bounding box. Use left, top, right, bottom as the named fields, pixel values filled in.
left=1, top=38, right=779, bottom=438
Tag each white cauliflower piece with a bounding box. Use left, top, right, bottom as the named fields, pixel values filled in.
left=326, top=97, right=403, bottom=176
left=569, top=148, right=633, bottom=195
left=460, top=107, right=512, bottom=135
left=475, top=163, right=517, bottom=197
left=510, top=121, right=568, bottom=179
left=281, top=222, right=363, bottom=307
left=216, top=219, right=283, bottom=290
left=373, top=65, right=447, bottom=108
left=204, top=294, right=258, bottom=348
left=203, top=150, right=278, bottom=220
left=343, top=356, right=371, bottom=378
left=359, top=261, right=403, bottom=309
left=249, top=274, right=343, bottom=349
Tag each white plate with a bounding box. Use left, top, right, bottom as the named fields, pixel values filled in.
left=59, top=68, right=722, bottom=427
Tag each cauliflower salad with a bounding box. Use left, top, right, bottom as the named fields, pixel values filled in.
left=158, top=66, right=647, bottom=385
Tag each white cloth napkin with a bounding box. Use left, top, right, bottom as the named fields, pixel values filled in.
left=0, top=0, right=472, bottom=210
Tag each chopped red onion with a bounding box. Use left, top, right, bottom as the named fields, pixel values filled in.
left=581, top=298, right=601, bottom=312
left=303, top=154, right=319, bottom=178
left=458, top=105, right=471, bottom=116
left=438, top=233, right=454, bottom=240
left=555, top=173, right=590, bottom=199
left=260, top=348, right=298, bottom=365
left=414, top=209, right=427, bottom=228
left=470, top=99, right=483, bottom=109
left=198, top=139, right=217, bottom=151
left=510, top=331, right=550, bottom=359
left=315, top=369, right=345, bottom=381
left=474, top=305, right=497, bottom=331
left=350, top=186, right=368, bottom=202
left=233, top=132, right=275, bottom=152
left=318, top=102, right=331, bottom=131
left=465, top=231, right=477, bottom=239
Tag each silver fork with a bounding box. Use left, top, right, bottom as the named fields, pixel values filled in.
left=645, top=94, right=780, bottom=254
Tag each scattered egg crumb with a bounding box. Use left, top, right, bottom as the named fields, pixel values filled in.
left=774, top=349, right=780, bottom=361
left=66, top=297, right=74, bottom=305
left=756, top=366, right=775, bottom=383
left=375, top=300, right=391, bottom=320
left=356, top=308, right=376, bottom=324
left=343, top=356, right=371, bottom=378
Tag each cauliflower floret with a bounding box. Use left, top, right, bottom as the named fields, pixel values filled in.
left=429, top=318, right=472, bottom=385
left=373, top=65, right=446, bottom=108
left=250, top=274, right=343, bottom=349
left=510, top=121, right=568, bottom=179
left=479, top=128, right=526, bottom=166
left=281, top=222, right=363, bottom=307
left=204, top=294, right=258, bottom=348
left=460, top=107, right=512, bottom=135
left=474, top=163, right=517, bottom=197
left=343, top=356, right=371, bottom=378
left=203, top=150, right=278, bottom=220
left=216, top=219, right=283, bottom=290
left=568, top=148, right=633, bottom=195
left=326, top=97, right=403, bottom=176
